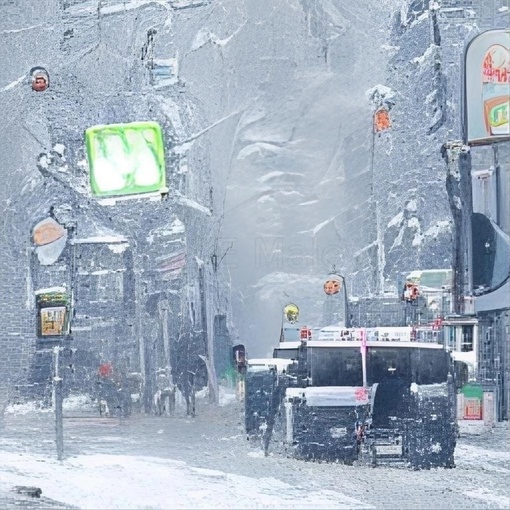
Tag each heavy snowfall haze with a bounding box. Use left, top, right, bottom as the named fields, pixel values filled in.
left=187, top=0, right=407, bottom=357
left=0, top=0, right=410, bottom=361
left=4, top=0, right=492, bottom=369
left=1, top=2, right=510, bottom=509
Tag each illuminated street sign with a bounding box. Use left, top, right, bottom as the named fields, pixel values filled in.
left=36, top=291, right=70, bottom=339
left=86, top=121, right=166, bottom=197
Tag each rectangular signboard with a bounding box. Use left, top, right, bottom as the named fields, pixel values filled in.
left=461, top=384, right=484, bottom=420
left=464, top=29, right=510, bottom=145
left=36, top=292, right=70, bottom=338
left=463, top=397, right=483, bottom=420
left=40, top=306, right=67, bottom=336
left=86, top=121, right=166, bottom=197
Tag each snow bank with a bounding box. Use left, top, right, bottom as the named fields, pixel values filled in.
left=63, top=394, right=96, bottom=412
left=218, top=385, right=237, bottom=407
left=34, top=286, right=66, bottom=295
left=193, top=385, right=238, bottom=407
left=0, top=451, right=371, bottom=509
left=365, top=84, right=395, bottom=107
left=463, top=488, right=510, bottom=509
left=4, top=402, right=52, bottom=415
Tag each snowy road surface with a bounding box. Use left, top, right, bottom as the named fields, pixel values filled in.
left=0, top=397, right=509, bottom=509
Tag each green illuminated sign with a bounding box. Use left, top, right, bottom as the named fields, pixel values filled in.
left=86, top=121, right=166, bottom=197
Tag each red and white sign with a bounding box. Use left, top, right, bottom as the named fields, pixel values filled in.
left=300, top=326, right=311, bottom=341
left=463, top=397, right=483, bottom=420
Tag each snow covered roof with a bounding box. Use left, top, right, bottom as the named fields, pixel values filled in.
left=34, top=286, right=66, bottom=295
left=71, top=236, right=128, bottom=245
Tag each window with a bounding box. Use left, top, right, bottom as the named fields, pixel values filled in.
left=445, top=326, right=456, bottom=350
left=461, top=325, right=474, bottom=352
left=367, top=347, right=449, bottom=385
left=273, top=348, right=298, bottom=360
left=367, top=348, right=412, bottom=385
left=309, top=347, right=363, bottom=387
left=411, top=349, right=449, bottom=384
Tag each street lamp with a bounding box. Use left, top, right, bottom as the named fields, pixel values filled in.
left=324, top=267, right=350, bottom=328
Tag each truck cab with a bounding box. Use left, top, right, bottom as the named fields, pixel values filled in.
left=245, top=326, right=457, bottom=468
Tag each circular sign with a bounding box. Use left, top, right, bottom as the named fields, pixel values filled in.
left=283, top=303, right=299, bottom=323
left=32, top=218, right=66, bottom=246
left=324, top=277, right=342, bottom=295
left=30, top=67, right=50, bottom=92
left=300, top=326, right=311, bottom=340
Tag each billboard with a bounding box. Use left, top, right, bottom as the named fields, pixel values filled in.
left=464, top=29, right=510, bottom=145
left=85, top=121, right=166, bottom=197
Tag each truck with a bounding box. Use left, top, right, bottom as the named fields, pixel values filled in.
left=245, top=325, right=460, bottom=469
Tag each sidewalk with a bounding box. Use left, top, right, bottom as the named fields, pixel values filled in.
left=0, top=396, right=509, bottom=509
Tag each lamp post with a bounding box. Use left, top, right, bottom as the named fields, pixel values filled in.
left=324, top=267, right=350, bottom=328
left=339, top=274, right=350, bottom=328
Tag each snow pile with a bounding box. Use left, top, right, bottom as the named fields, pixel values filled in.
left=365, top=84, right=396, bottom=107
left=463, top=488, right=510, bottom=509
left=63, top=394, right=96, bottom=412
left=0, top=451, right=372, bottom=509
left=193, top=385, right=237, bottom=407
left=3, top=402, right=52, bottom=416
left=218, top=385, right=237, bottom=407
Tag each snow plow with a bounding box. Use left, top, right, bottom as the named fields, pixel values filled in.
left=245, top=326, right=458, bottom=469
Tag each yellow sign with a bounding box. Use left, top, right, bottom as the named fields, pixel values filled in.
left=283, top=303, right=299, bottom=324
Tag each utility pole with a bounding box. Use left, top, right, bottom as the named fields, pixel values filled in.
left=443, top=142, right=473, bottom=314
left=53, top=346, right=64, bottom=461
left=198, top=265, right=218, bottom=404
left=134, top=268, right=148, bottom=412
left=158, top=298, right=173, bottom=391
left=327, top=267, right=350, bottom=328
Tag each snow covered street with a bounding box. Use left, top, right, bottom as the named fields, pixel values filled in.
left=0, top=398, right=509, bottom=509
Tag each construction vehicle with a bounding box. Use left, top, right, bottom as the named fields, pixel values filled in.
left=245, top=325, right=460, bottom=469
